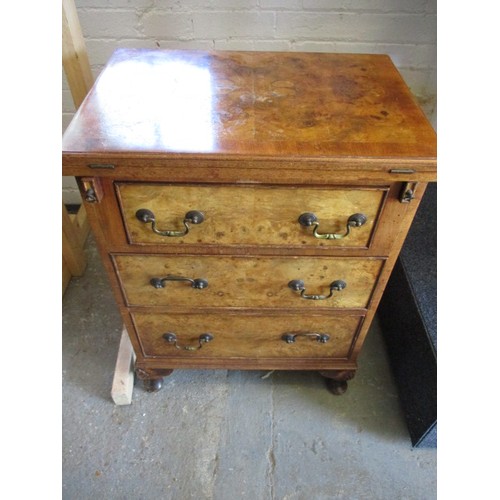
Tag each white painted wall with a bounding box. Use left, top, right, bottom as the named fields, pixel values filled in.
left=63, top=0, right=436, bottom=203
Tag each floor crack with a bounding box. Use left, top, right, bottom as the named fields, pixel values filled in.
left=267, top=375, right=276, bottom=500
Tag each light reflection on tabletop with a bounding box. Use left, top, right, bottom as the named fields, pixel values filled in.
left=62, top=49, right=436, bottom=158
left=91, top=58, right=214, bottom=152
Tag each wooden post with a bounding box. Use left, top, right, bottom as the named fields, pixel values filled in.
left=62, top=0, right=93, bottom=108
left=111, top=327, right=137, bottom=405
left=62, top=0, right=93, bottom=295
left=62, top=202, right=87, bottom=275
left=62, top=1, right=136, bottom=403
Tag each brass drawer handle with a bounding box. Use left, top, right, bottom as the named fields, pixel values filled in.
left=282, top=333, right=330, bottom=344
left=150, top=275, right=208, bottom=290
left=162, top=332, right=214, bottom=351
left=136, top=209, right=205, bottom=237
left=298, top=212, right=367, bottom=240
left=288, top=279, right=346, bottom=300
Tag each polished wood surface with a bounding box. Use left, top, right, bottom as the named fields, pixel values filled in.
left=62, top=49, right=436, bottom=161
left=132, top=312, right=362, bottom=360
left=117, top=183, right=386, bottom=248
left=76, top=178, right=407, bottom=258
left=61, top=49, right=437, bottom=392
left=114, top=254, right=384, bottom=309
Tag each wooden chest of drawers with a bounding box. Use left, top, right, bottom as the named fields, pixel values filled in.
left=62, top=49, right=436, bottom=394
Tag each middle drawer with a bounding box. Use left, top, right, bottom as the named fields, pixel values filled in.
left=113, top=255, right=384, bottom=309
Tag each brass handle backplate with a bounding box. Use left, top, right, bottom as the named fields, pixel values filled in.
left=288, top=279, right=346, bottom=300
left=162, top=332, right=214, bottom=351
left=282, top=333, right=330, bottom=344
left=136, top=209, right=204, bottom=237
left=150, top=275, right=208, bottom=290
left=298, top=212, right=367, bottom=240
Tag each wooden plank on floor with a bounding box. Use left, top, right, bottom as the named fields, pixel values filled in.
left=62, top=204, right=87, bottom=277
left=69, top=206, right=90, bottom=248
left=111, top=326, right=136, bottom=406
left=62, top=254, right=72, bottom=295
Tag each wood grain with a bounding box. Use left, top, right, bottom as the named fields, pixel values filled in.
left=348, top=182, right=430, bottom=362
left=61, top=49, right=437, bottom=386
left=62, top=155, right=436, bottom=183
left=117, top=183, right=386, bottom=248
left=62, top=49, right=436, bottom=161
left=113, top=254, right=384, bottom=309
left=62, top=0, right=94, bottom=108
left=111, top=326, right=136, bottom=405
left=62, top=203, right=86, bottom=277
left=132, top=311, right=363, bottom=360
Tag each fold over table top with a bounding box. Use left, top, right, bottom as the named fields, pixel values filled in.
left=62, top=49, right=436, bottom=181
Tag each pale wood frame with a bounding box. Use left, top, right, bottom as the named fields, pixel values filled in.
left=111, top=327, right=137, bottom=405
left=62, top=0, right=92, bottom=295
left=62, top=0, right=136, bottom=404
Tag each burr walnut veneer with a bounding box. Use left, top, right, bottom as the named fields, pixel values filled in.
left=62, top=49, right=436, bottom=394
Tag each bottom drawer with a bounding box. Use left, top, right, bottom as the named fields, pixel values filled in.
left=131, top=312, right=363, bottom=360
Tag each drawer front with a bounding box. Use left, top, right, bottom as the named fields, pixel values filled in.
left=132, top=312, right=362, bottom=359
left=117, top=183, right=386, bottom=248
left=114, top=255, right=384, bottom=309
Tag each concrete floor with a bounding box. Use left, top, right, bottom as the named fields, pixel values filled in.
left=62, top=238, right=437, bottom=499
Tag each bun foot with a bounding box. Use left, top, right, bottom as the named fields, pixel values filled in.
left=143, top=378, right=163, bottom=392
left=319, top=370, right=356, bottom=396
left=135, top=367, right=173, bottom=393
left=324, top=378, right=348, bottom=395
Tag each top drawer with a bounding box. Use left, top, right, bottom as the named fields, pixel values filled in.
left=116, top=183, right=387, bottom=249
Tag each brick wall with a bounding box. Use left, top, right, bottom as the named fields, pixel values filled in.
left=63, top=0, right=436, bottom=203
